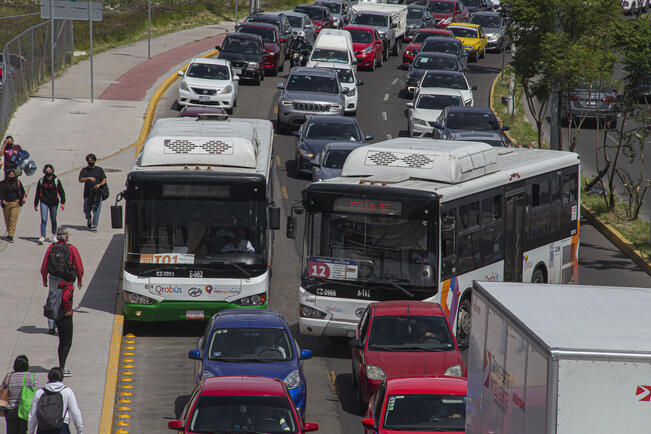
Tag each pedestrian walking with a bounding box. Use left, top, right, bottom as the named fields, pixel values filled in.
left=1, top=355, right=38, bottom=434
left=34, top=164, right=66, bottom=244
left=0, top=169, right=27, bottom=242
left=27, top=367, right=83, bottom=434
left=1, top=136, right=23, bottom=176
left=78, top=154, right=106, bottom=232
left=51, top=280, right=76, bottom=377
left=41, top=228, right=83, bottom=336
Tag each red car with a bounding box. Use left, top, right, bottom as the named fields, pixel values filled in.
left=236, top=22, right=285, bottom=75
left=350, top=301, right=466, bottom=413
left=294, top=4, right=334, bottom=34
left=403, top=28, right=454, bottom=65
left=362, top=376, right=467, bottom=433
left=427, top=0, right=469, bottom=29
left=168, top=376, right=319, bottom=433
left=344, top=25, right=384, bottom=70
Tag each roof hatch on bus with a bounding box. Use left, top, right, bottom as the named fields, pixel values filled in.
left=341, top=138, right=498, bottom=184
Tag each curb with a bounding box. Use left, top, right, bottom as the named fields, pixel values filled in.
left=580, top=204, right=651, bottom=276
left=488, top=69, right=515, bottom=144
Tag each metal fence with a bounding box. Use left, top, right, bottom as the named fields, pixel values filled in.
left=0, top=19, right=73, bottom=136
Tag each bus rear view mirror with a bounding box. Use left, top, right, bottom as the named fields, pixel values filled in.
left=269, top=207, right=281, bottom=230
left=111, top=205, right=123, bottom=229
left=287, top=216, right=297, bottom=239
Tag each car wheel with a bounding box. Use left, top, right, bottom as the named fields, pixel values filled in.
left=378, top=52, right=383, bottom=67
left=531, top=268, right=546, bottom=284
left=480, top=47, right=486, bottom=58
left=471, top=51, right=478, bottom=62
left=392, top=39, right=401, bottom=56
left=370, top=55, right=376, bottom=71
left=355, top=380, right=367, bottom=415
left=382, top=46, right=389, bottom=61
left=456, top=298, right=471, bottom=342
left=351, top=361, right=357, bottom=388
left=276, top=115, right=289, bottom=134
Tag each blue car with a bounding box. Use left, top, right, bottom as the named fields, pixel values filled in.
left=189, top=309, right=312, bottom=417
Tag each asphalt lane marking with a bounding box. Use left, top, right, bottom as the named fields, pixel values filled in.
left=112, top=332, right=137, bottom=433
left=382, top=112, right=387, bottom=121
left=391, top=78, right=398, bottom=85
left=276, top=155, right=282, bottom=167
left=99, top=312, right=124, bottom=434
left=281, top=186, right=289, bottom=199
left=328, top=369, right=338, bottom=397
left=273, top=105, right=278, bottom=114
left=386, top=134, right=392, bottom=140
left=384, top=93, right=390, bottom=101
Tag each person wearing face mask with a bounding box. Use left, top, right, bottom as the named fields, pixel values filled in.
left=78, top=153, right=106, bottom=232
left=0, top=169, right=26, bottom=242
left=34, top=164, right=66, bottom=244
left=1, top=136, right=23, bottom=176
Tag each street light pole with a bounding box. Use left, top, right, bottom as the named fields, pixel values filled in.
left=50, top=0, right=54, bottom=102
left=148, top=0, right=151, bottom=59
left=89, top=0, right=94, bottom=102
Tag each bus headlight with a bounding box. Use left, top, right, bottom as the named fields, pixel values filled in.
left=123, top=291, right=156, bottom=305
left=284, top=370, right=302, bottom=389
left=299, top=304, right=327, bottom=319
left=445, top=364, right=463, bottom=377
left=233, top=293, right=267, bottom=306
left=366, top=365, right=386, bottom=381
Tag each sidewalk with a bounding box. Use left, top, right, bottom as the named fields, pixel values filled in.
left=0, top=22, right=232, bottom=434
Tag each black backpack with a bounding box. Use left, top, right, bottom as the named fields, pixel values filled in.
left=43, top=283, right=64, bottom=321
left=36, top=389, right=65, bottom=430
left=47, top=243, right=76, bottom=282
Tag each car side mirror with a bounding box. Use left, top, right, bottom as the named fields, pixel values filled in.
left=287, top=216, right=297, bottom=239
left=391, top=22, right=398, bottom=28
left=433, top=122, right=443, bottom=129
left=233, top=75, right=240, bottom=81
left=376, top=40, right=383, bottom=45
left=306, top=23, right=314, bottom=28
left=502, top=125, right=510, bottom=131
left=276, top=82, right=285, bottom=89
left=457, top=338, right=469, bottom=350
left=177, top=70, right=184, bottom=77
left=349, top=338, right=363, bottom=349
left=471, top=85, right=477, bottom=90
left=292, top=130, right=301, bottom=137
left=300, top=349, right=313, bottom=359
left=361, top=418, right=376, bottom=429
left=304, top=422, right=319, bottom=432
left=168, top=420, right=183, bottom=430
left=357, top=79, right=364, bottom=85
left=215, top=44, right=222, bottom=50
left=188, top=350, right=201, bottom=360
left=406, top=102, right=414, bottom=108
left=269, top=207, right=281, bottom=230
left=364, top=134, right=373, bottom=140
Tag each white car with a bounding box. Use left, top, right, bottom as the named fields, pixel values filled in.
left=177, top=58, right=239, bottom=113
left=406, top=88, right=464, bottom=137
left=416, top=70, right=476, bottom=107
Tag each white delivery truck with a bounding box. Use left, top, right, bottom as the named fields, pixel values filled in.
left=466, top=281, right=651, bottom=434
left=306, top=28, right=356, bottom=71
left=350, top=2, right=407, bottom=60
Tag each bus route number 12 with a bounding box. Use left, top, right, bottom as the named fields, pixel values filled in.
left=309, top=262, right=330, bottom=279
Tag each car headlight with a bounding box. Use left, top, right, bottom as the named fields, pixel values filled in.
left=284, top=370, right=302, bottom=389
left=281, top=100, right=293, bottom=106
left=330, top=103, right=342, bottom=110
left=247, top=61, right=259, bottom=68
left=179, top=81, right=189, bottom=91
left=445, top=364, right=463, bottom=377
left=413, top=117, right=428, bottom=126
left=363, top=45, right=374, bottom=54
left=440, top=16, right=452, bottom=26
left=486, top=33, right=498, bottom=41
left=232, top=293, right=267, bottom=306
left=366, top=365, right=386, bottom=381
left=220, top=85, right=233, bottom=95
left=123, top=291, right=156, bottom=305
left=298, top=148, right=315, bottom=158
left=299, top=304, right=327, bottom=319
left=267, top=50, right=277, bottom=55
left=346, top=87, right=356, bottom=97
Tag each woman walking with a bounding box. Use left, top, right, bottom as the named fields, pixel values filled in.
left=1, top=355, right=37, bottom=434
left=0, top=169, right=26, bottom=242
left=34, top=164, right=66, bottom=244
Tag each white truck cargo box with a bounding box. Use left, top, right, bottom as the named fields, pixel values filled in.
left=466, top=282, right=651, bottom=434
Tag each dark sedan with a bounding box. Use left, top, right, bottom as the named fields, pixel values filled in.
left=420, top=36, right=467, bottom=69
left=432, top=106, right=509, bottom=139
left=217, top=33, right=266, bottom=84
left=236, top=22, right=285, bottom=75
left=312, top=141, right=370, bottom=181
left=405, top=6, right=435, bottom=42
left=406, top=52, right=463, bottom=93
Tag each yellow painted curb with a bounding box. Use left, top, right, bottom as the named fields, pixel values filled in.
left=488, top=69, right=515, bottom=144
left=99, top=313, right=124, bottom=434
left=580, top=204, right=651, bottom=276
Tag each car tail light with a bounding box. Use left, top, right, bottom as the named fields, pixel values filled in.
left=603, top=97, right=615, bottom=102
left=571, top=96, right=579, bottom=101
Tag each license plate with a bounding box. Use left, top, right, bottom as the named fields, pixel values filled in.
left=587, top=101, right=596, bottom=106
left=186, top=310, right=204, bottom=319
left=199, top=95, right=210, bottom=102
left=233, top=68, right=243, bottom=75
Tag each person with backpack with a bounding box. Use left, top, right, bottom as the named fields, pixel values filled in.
left=34, top=164, right=66, bottom=245
left=41, top=228, right=83, bottom=337
left=0, top=168, right=27, bottom=242
left=27, top=367, right=83, bottom=434
left=1, top=355, right=38, bottom=434
left=1, top=136, right=23, bottom=176
left=78, top=154, right=106, bottom=232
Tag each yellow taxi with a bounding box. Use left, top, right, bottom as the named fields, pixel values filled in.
left=447, top=23, right=487, bottom=62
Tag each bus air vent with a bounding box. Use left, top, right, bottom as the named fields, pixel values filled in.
left=164, top=139, right=233, bottom=155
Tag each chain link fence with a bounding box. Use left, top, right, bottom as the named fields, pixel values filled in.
left=0, top=19, right=73, bottom=136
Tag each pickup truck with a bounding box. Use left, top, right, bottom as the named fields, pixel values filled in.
left=350, top=3, right=407, bottom=61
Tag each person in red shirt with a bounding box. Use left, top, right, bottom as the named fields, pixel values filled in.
left=41, top=227, right=83, bottom=336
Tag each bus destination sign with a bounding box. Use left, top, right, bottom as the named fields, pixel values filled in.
left=333, top=198, right=402, bottom=216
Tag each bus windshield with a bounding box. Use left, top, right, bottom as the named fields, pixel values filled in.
left=305, top=211, right=436, bottom=288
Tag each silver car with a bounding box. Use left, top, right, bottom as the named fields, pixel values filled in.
left=276, top=67, right=348, bottom=133
left=275, top=11, right=316, bottom=44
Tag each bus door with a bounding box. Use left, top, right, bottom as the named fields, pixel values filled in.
left=504, top=189, right=525, bottom=281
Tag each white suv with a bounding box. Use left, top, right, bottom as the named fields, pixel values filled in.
left=177, top=58, right=239, bottom=113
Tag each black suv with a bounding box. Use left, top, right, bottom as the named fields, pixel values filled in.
left=244, top=12, right=294, bottom=58
left=217, top=33, right=266, bottom=85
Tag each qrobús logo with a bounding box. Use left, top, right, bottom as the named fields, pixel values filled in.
left=149, top=285, right=183, bottom=296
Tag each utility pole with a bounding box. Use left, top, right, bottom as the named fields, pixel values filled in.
left=148, top=0, right=151, bottom=59
left=89, top=0, right=94, bottom=102
left=50, top=0, right=54, bottom=101
left=550, top=92, right=560, bottom=150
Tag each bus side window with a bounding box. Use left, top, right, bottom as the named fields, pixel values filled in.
left=441, top=209, right=457, bottom=278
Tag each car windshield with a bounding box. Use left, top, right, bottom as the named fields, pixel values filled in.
left=238, top=26, right=276, bottom=42
left=295, top=6, right=324, bottom=20
left=209, top=327, right=293, bottom=362
left=190, top=395, right=298, bottom=433
left=450, top=27, right=478, bottom=38
left=311, top=48, right=349, bottom=63
left=305, top=121, right=362, bottom=140
left=464, top=0, right=482, bottom=6
left=323, top=149, right=352, bottom=168
left=446, top=112, right=500, bottom=130
left=352, top=13, right=389, bottom=27
left=407, top=8, right=424, bottom=18
left=428, top=1, right=454, bottom=13
left=248, top=17, right=279, bottom=27
left=287, top=74, right=338, bottom=93
left=414, top=32, right=442, bottom=43
left=318, top=2, right=341, bottom=13
left=470, top=15, right=501, bottom=28
left=287, top=15, right=303, bottom=27
left=348, top=29, right=374, bottom=43
left=417, top=94, right=462, bottom=109
left=422, top=72, right=468, bottom=89
left=413, top=55, right=457, bottom=70
left=222, top=38, right=260, bottom=54
left=368, top=315, right=455, bottom=351
left=337, top=68, right=354, bottom=83
left=383, top=394, right=466, bottom=431
left=422, top=40, right=460, bottom=55
left=187, top=63, right=230, bottom=80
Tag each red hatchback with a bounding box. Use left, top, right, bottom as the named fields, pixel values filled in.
left=403, top=28, right=454, bottom=65
left=344, top=25, right=384, bottom=70
left=168, top=376, right=319, bottom=433
left=236, top=22, right=285, bottom=75
left=362, top=377, right=467, bottom=433
left=427, top=0, right=469, bottom=29
left=350, top=301, right=466, bottom=413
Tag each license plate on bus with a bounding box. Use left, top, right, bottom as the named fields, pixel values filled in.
left=186, top=310, right=204, bottom=319
left=199, top=95, right=210, bottom=102
left=233, top=68, right=243, bottom=75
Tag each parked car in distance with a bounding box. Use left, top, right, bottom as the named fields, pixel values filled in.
left=279, top=11, right=317, bottom=44
left=217, top=33, right=266, bottom=85
left=561, top=84, right=618, bottom=128
left=350, top=301, right=467, bottom=413
left=470, top=11, right=509, bottom=51
left=446, top=130, right=509, bottom=146
left=406, top=52, right=463, bottom=93
left=345, top=25, right=385, bottom=70
left=402, top=28, right=453, bottom=65
left=236, top=22, right=286, bottom=75
left=414, top=70, right=476, bottom=105
left=316, top=0, right=351, bottom=28
left=188, top=309, right=312, bottom=417
left=312, top=141, right=369, bottom=181
left=294, top=4, right=335, bottom=34
left=168, top=376, right=319, bottom=433
left=244, top=12, right=294, bottom=55
left=362, top=376, right=467, bottom=433
left=420, top=36, right=467, bottom=69
left=407, top=88, right=464, bottom=137
left=447, top=22, right=487, bottom=61
left=405, top=5, right=435, bottom=42
left=177, top=106, right=227, bottom=118
left=427, top=0, right=469, bottom=28
left=176, top=58, right=239, bottom=113
left=432, top=106, right=509, bottom=139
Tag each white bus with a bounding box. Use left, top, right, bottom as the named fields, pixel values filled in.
left=288, top=139, right=580, bottom=340
left=113, top=116, right=279, bottom=322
